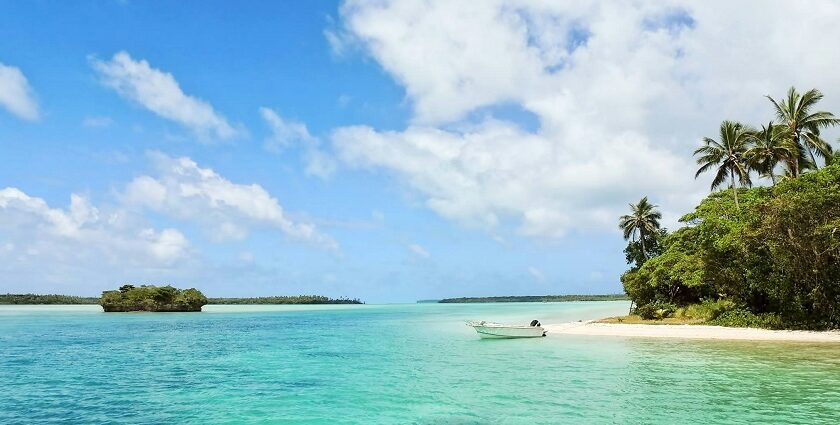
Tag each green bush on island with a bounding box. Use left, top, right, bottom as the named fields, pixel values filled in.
left=619, top=87, right=840, bottom=330
left=100, top=284, right=208, bottom=312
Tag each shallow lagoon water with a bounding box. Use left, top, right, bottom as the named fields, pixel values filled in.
left=2, top=301, right=839, bottom=424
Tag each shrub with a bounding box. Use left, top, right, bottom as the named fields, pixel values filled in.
left=708, top=309, right=784, bottom=329
left=680, top=299, right=737, bottom=321
left=635, top=302, right=677, bottom=320
left=635, top=303, right=658, bottom=320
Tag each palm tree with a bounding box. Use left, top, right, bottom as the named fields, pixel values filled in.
left=767, top=87, right=839, bottom=175
left=694, top=121, right=753, bottom=209
left=745, top=122, right=793, bottom=185
left=619, top=197, right=662, bottom=260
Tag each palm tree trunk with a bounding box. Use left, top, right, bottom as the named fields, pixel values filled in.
left=770, top=170, right=776, bottom=185
left=639, top=228, right=647, bottom=259
left=730, top=168, right=739, bottom=210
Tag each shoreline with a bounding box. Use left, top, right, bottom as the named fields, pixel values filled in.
left=545, top=321, right=840, bottom=343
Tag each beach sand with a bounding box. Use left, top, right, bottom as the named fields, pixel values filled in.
left=545, top=321, right=840, bottom=342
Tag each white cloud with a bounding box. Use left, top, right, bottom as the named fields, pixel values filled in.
left=123, top=152, right=338, bottom=250
left=260, top=107, right=317, bottom=152
left=260, top=107, right=336, bottom=178
left=329, top=1, right=840, bottom=237
left=0, top=63, right=39, bottom=121
left=91, top=51, right=238, bottom=140
left=0, top=155, right=340, bottom=293
left=0, top=187, right=190, bottom=269
left=408, top=243, right=430, bottom=258
left=334, top=121, right=686, bottom=236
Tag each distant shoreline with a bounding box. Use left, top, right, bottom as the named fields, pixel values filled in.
left=438, top=294, right=628, bottom=303
left=545, top=321, right=840, bottom=342
left=0, top=293, right=363, bottom=305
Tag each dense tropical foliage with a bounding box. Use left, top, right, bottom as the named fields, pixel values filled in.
left=100, top=284, right=208, bottom=312
left=620, top=87, right=840, bottom=329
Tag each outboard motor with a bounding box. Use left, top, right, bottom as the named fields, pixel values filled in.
left=530, top=319, right=541, bottom=327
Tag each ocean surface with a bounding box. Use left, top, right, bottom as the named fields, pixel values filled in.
left=2, top=301, right=840, bottom=424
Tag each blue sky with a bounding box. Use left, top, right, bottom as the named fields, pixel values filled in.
left=2, top=1, right=839, bottom=302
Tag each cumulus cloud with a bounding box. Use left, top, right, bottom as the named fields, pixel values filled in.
left=0, top=154, right=339, bottom=292
left=91, top=51, right=238, bottom=140
left=328, top=0, right=840, bottom=237
left=0, top=187, right=190, bottom=270
left=334, top=121, right=687, bottom=236
left=123, top=152, right=339, bottom=250
left=0, top=63, right=39, bottom=120
left=260, top=107, right=336, bottom=178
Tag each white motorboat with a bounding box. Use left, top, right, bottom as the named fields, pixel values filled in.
left=466, top=320, right=546, bottom=339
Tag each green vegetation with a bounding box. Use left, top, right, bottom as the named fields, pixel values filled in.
left=208, top=296, right=362, bottom=305
left=100, top=284, right=208, bottom=312
left=619, top=87, right=840, bottom=330
left=597, top=315, right=704, bottom=325
left=439, top=294, right=629, bottom=303
left=619, top=196, right=663, bottom=260
left=0, top=294, right=99, bottom=304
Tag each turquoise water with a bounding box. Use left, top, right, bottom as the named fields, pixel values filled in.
left=2, top=301, right=840, bottom=424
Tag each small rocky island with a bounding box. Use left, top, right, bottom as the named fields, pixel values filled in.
left=100, top=284, right=208, bottom=312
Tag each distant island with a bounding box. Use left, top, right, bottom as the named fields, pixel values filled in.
left=1, top=291, right=363, bottom=306
left=439, top=294, right=629, bottom=303
left=207, top=296, right=362, bottom=305
left=100, top=285, right=208, bottom=312
left=0, top=294, right=99, bottom=304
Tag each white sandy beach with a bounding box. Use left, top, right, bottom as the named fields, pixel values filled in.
left=545, top=321, right=840, bottom=343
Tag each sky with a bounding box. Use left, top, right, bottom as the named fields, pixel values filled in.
left=2, top=1, right=840, bottom=303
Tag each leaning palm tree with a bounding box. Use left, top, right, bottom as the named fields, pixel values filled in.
left=745, top=122, right=793, bottom=185
left=694, top=121, right=753, bottom=209
left=767, top=87, right=839, bottom=175
left=619, top=197, right=662, bottom=260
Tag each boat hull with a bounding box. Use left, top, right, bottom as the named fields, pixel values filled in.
left=468, top=321, right=546, bottom=339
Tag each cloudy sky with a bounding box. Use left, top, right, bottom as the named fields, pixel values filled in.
left=2, top=1, right=839, bottom=302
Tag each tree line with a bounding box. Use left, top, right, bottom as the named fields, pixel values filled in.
left=1, top=291, right=363, bottom=306
left=208, top=296, right=363, bottom=305
left=619, top=87, right=840, bottom=329
left=0, top=294, right=99, bottom=304
left=439, top=294, right=629, bottom=303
